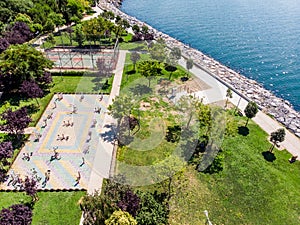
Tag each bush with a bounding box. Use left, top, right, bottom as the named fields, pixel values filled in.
left=202, top=152, right=224, bottom=174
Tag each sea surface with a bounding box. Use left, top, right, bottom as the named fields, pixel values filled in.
left=121, top=0, right=300, bottom=111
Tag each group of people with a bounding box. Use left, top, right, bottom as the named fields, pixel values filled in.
left=56, top=134, right=69, bottom=141
left=63, top=120, right=74, bottom=127
left=22, top=152, right=33, bottom=161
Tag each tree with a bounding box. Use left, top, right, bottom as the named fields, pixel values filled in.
left=74, top=23, right=86, bottom=46
left=171, top=47, right=181, bottom=61
left=269, top=128, right=286, bottom=152
left=138, top=60, right=160, bottom=87
left=0, top=38, right=9, bottom=53
left=154, top=155, right=186, bottom=203
left=0, top=204, right=32, bottom=225
left=0, top=141, right=13, bottom=169
left=81, top=191, right=116, bottom=225
left=130, top=52, right=140, bottom=71
left=117, top=190, right=140, bottom=217
left=149, top=38, right=166, bottom=62
left=244, top=101, right=258, bottom=127
left=36, top=71, right=53, bottom=91
left=20, top=80, right=44, bottom=106
left=132, top=24, right=140, bottom=34
left=105, top=210, right=137, bottom=225
left=4, top=22, right=33, bottom=44
left=136, top=191, right=168, bottom=225
left=0, top=107, right=32, bottom=137
left=114, top=25, right=125, bottom=40
left=141, top=25, right=149, bottom=35
left=23, top=176, right=38, bottom=202
left=225, top=88, right=233, bottom=108
left=0, top=44, right=53, bottom=92
left=186, top=58, right=193, bottom=77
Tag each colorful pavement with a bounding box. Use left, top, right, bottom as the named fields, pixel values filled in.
left=0, top=94, right=113, bottom=190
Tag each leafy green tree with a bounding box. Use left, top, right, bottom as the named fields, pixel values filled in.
left=105, top=210, right=137, bottom=225
left=149, top=38, right=167, bottom=62
left=108, top=95, right=136, bottom=144
left=171, top=47, right=181, bottom=60
left=108, top=95, right=133, bottom=126
left=166, top=47, right=181, bottom=79
left=244, top=101, right=258, bottom=127
left=0, top=44, right=53, bottom=92
left=269, top=128, right=286, bottom=152
left=74, top=23, right=85, bottom=46
left=141, top=25, right=149, bottom=34
left=136, top=191, right=168, bottom=225
left=81, top=191, right=116, bottom=225
left=132, top=24, right=140, bottom=34
left=186, top=58, right=193, bottom=77
left=225, top=88, right=233, bottom=108
left=138, top=60, right=160, bottom=87
left=130, top=52, right=140, bottom=71
left=154, top=155, right=186, bottom=203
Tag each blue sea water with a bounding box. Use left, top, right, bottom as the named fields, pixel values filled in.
left=121, top=0, right=300, bottom=111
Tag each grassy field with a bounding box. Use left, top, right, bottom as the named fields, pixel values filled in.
left=115, top=68, right=300, bottom=225
left=0, top=191, right=85, bottom=225
left=124, top=115, right=300, bottom=225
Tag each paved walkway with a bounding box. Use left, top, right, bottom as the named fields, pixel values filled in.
left=178, top=57, right=300, bottom=159
left=87, top=50, right=127, bottom=194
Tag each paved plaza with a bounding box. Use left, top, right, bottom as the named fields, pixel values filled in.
left=0, top=94, right=114, bottom=190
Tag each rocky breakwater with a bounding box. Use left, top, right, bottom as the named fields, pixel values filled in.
left=99, top=0, right=300, bottom=138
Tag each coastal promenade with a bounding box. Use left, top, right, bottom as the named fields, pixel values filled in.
left=99, top=0, right=300, bottom=159
left=178, top=57, right=300, bottom=158
left=99, top=0, right=300, bottom=137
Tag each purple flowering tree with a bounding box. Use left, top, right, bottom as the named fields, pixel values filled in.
left=0, top=38, right=10, bottom=53
left=4, top=22, right=33, bottom=45
left=117, top=190, right=140, bottom=217
left=23, top=176, right=38, bottom=202
left=0, top=107, right=32, bottom=138
left=36, top=71, right=53, bottom=90
left=0, top=204, right=33, bottom=225
left=20, top=80, right=44, bottom=106
left=0, top=141, right=13, bottom=168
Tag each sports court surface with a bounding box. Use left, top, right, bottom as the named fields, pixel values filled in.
left=0, top=94, right=114, bottom=190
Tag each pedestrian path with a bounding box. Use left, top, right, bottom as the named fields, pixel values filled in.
left=178, top=57, right=300, bottom=159
left=86, top=50, right=127, bottom=194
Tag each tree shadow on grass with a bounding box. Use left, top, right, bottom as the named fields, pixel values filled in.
left=129, top=84, right=152, bottom=96
left=126, top=70, right=136, bottom=75
left=238, top=126, right=249, bottom=136
left=262, top=151, right=276, bottom=162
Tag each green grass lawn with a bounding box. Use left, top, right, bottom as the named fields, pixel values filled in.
left=121, top=52, right=187, bottom=92
left=169, top=118, right=300, bottom=224
left=0, top=191, right=85, bottom=225
left=116, top=98, right=300, bottom=225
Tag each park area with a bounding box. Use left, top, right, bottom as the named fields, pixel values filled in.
left=0, top=11, right=300, bottom=224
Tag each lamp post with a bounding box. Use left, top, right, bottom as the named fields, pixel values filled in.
left=204, top=210, right=213, bottom=225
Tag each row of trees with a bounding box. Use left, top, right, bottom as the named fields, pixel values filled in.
left=0, top=0, right=93, bottom=35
